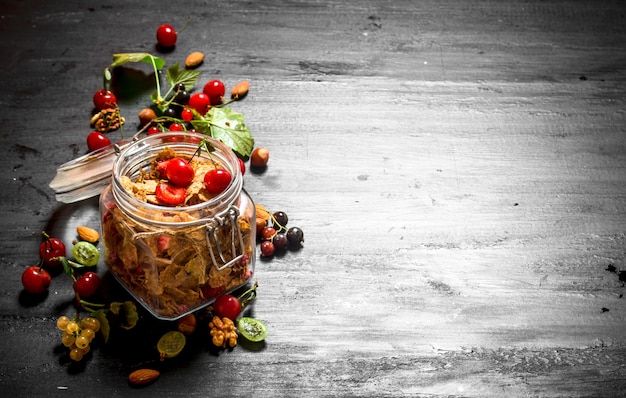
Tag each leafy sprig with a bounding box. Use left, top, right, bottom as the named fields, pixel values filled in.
left=105, top=52, right=254, bottom=158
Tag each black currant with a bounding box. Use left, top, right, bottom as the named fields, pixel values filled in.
left=273, top=233, right=288, bottom=251
left=272, top=211, right=289, bottom=232
left=286, top=227, right=304, bottom=246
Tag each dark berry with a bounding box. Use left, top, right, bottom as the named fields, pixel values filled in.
left=287, top=227, right=304, bottom=246
left=273, top=233, right=288, bottom=251
left=272, top=211, right=288, bottom=232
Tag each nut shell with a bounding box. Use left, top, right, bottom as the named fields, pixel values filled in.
left=128, top=369, right=160, bottom=386
left=76, top=226, right=100, bottom=243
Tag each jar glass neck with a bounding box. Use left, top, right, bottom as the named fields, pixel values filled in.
left=111, top=132, right=243, bottom=227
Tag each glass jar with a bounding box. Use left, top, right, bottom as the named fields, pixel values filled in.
left=99, top=132, right=255, bottom=320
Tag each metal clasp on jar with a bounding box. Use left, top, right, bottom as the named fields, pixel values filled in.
left=205, top=205, right=246, bottom=271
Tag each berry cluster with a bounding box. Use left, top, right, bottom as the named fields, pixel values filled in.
left=255, top=206, right=304, bottom=257
left=56, top=315, right=101, bottom=362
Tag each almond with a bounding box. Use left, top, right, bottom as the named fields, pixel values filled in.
left=76, top=226, right=100, bottom=243
left=128, top=369, right=160, bottom=386
left=231, top=80, right=250, bottom=99
left=185, top=51, right=204, bottom=69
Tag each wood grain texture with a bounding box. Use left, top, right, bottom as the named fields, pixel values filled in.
left=1, top=0, right=625, bottom=397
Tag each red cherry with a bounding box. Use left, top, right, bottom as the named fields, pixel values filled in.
left=87, top=131, right=111, bottom=152
left=188, top=92, right=211, bottom=115
left=74, top=271, right=101, bottom=298
left=165, top=158, right=195, bottom=187
left=39, top=237, right=66, bottom=267
left=22, top=266, right=51, bottom=295
left=203, top=169, right=232, bottom=195
left=147, top=126, right=162, bottom=135
left=93, top=89, right=117, bottom=110
left=181, top=108, right=194, bottom=122
left=213, top=294, right=241, bottom=320
left=156, top=24, right=177, bottom=47
left=203, top=80, right=225, bottom=105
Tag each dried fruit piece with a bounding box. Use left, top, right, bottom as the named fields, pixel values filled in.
left=177, top=314, right=197, bottom=335
left=231, top=80, right=250, bottom=99
left=76, top=226, right=100, bottom=243
left=185, top=51, right=205, bottom=68
left=128, top=369, right=160, bottom=386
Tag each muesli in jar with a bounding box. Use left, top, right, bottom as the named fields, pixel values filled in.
left=100, top=133, right=255, bottom=320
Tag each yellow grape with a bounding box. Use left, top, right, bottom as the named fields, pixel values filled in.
left=69, top=347, right=83, bottom=361
left=56, top=316, right=70, bottom=331
left=61, top=332, right=75, bottom=347
left=80, top=317, right=100, bottom=333
left=66, top=321, right=79, bottom=334
left=80, top=328, right=95, bottom=342
left=75, top=335, right=90, bottom=349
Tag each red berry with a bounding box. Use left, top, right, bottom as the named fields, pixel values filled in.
left=181, top=108, right=194, bottom=122
left=260, top=241, right=275, bottom=257
left=203, top=169, right=232, bottom=195
left=261, top=226, right=276, bottom=241
left=147, top=126, right=162, bottom=135
left=22, top=266, right=51, bottom=295
left=93, top=89, right=117, bottom=110
left=87, top=131, right=111, bottom=152
left=39, top=237, right=66, bottom=267
left=203, top=80, right=225, bottom=105
left=74, top=272, right=101, bottom=298
left=156, top=24, right=177, bottom=47
left=238, top=158, right=246, bottom=175
left=169, top=122, right=185, bottom=132
left=165, top=158, right=195, bottom=187
left=155, top=182, right=186, bottom=206
left=188, top=92, right=211, bottom=115
left=213, top=294, right=241, bottom=320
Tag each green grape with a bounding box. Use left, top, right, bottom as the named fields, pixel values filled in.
left=75, top=335, right=90, bottom=349
left=71, top=241, right=100, bottom=266
left=157, top=331, right=186, bottom=360
left=237, top=317, right=268, bottom=342
left=69, top=347, right=83, bottom=361
left=56, top=316, right=70, bottom=331
left=61, top=332, right=75, bottom=347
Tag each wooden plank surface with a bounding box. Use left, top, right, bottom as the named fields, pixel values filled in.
left=1, top=0, right=625, bottom=397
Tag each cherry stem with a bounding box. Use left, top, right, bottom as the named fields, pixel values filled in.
left=237, top=280, right=259, bottom=312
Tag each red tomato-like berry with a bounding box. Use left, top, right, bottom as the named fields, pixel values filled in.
left=203, top=80, right=225, bottom=105
left=22, top=266, right=51, bottom=295
left=87, top=131, right=111, bottom=152
left=156, top=24, right=177, bottom=47
left=203, top=169, right=232, bottom=195
left=166, top=158, right=195, bottom=187
left=155, top=182, right=187, bottom=206
left=181, top=108, right=194, bottom=122
left=93, top=89, right=117, bottom=110
left=188, top=92, right=211, bottom=115
left=39, top=237, right=66, bottom=267
left=213, top=294, right=241, bottom=320
left=74, top=271, right=101, bottom=298
left=169, top=122, right=185, bottom=132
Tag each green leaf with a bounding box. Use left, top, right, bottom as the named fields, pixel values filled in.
left=109, top=53, right=166, bottom=70
left=120, top=301, right=139, bottom=330
left=165, top=63, right=200, bottom=91
left=205, top=107, right=255, bottom=158
left=92, top=309, right=111, bottom=343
